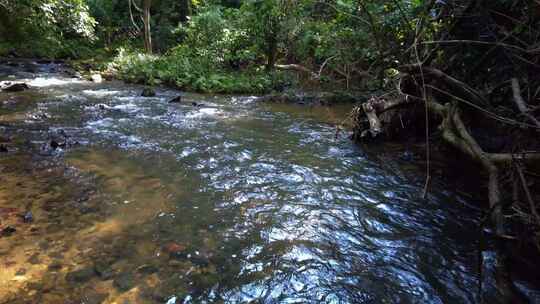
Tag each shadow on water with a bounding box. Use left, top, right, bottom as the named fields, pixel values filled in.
left=1, top=61, right=539, bottom=303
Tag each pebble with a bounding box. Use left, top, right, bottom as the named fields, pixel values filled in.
left=1, top=226, right=16, bottom=237
left=15, top=268, right=27, bottom=276
left=22, top=211, right=33, bottom=223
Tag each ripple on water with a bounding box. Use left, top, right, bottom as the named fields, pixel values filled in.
left=0, top=70, right=508, bottom=304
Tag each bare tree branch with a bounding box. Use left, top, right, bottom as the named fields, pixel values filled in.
left=511, top=78, right=540, bottom=128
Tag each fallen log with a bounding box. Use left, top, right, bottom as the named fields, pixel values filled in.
left=275, top=64, right=319, bottom=79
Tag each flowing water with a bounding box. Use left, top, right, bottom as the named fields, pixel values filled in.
left=0, top=62, right=537, bottom=303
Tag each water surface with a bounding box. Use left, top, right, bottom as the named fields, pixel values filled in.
left=0, top=63, right=508, bottom=303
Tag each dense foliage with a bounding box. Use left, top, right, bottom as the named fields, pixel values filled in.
left=0, top=0, right=97, bottom=58
left=0, top=0, right=431, bottom=92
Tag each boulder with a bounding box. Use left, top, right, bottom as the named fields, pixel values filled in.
left=1, top=83, right=30, bottom=92
left=141, top=88, right=156, bottom=97
left=90, top=74, right=103, bottom=83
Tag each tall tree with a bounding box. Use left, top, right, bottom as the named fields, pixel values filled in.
left=143, top=0, right=152, bottom=53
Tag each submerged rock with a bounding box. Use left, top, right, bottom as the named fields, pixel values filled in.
left=80, top=290, right=108, bottom=304
left=66, top=267, right=95, bottom=283
left=27, top=254, right=40, bottom=264
left=113, top=272, right=135, bottom=291
left=94, top=260, right=114, bottom=280
left=0, top=226, right=16, bottom=237
left=164, top=242, right=187, bottom=258
left=48, top=261, right=63, bottom=271
left=141, top=88, right=156, bottom=97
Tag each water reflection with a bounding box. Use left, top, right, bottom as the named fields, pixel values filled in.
left=0, top=65, right=502, bottom=303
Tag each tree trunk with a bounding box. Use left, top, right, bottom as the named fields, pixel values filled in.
left=143, top=0, right=152, bottom=54
left=179, top=0, right=191, bottom=23
left=265, top=34, right=277, bottom=72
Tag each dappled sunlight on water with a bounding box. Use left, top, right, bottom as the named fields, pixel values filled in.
left=2, top=63, right=532, bottom=303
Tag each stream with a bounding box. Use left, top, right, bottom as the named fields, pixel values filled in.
left=1, top=61, right=538, bottom=303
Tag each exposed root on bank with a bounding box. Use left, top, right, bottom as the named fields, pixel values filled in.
left=351, top=65, right=540, bottom=244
